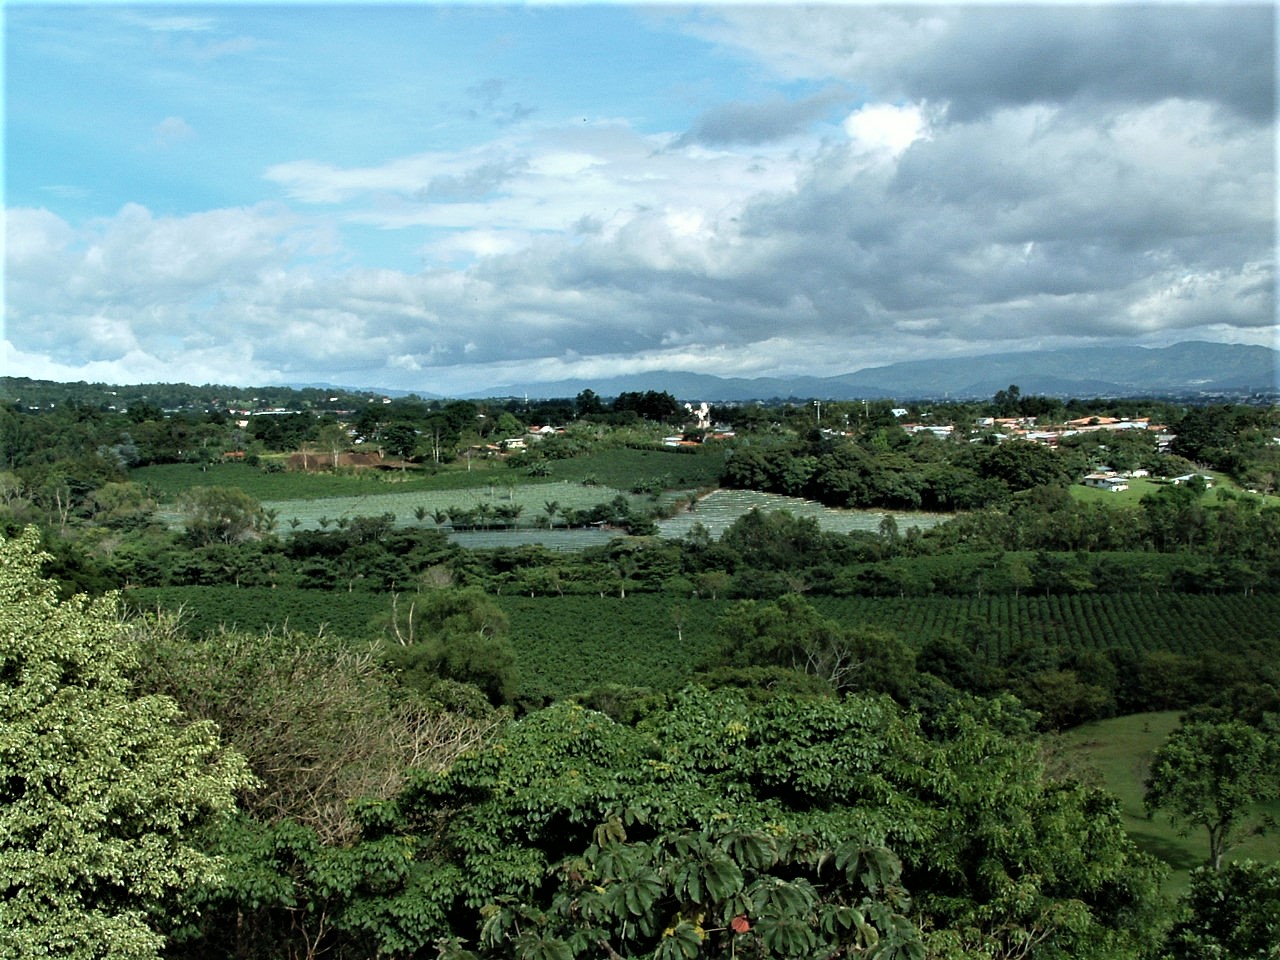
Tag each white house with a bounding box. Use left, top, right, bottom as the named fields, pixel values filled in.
left=1083, top=473, right=1129, bottom=492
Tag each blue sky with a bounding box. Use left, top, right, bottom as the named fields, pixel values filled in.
left=4, top=2, right=1276, bottom=395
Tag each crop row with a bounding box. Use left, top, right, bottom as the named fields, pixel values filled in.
left=126, top=587, right=1280, bottom=701
left=811, top=593, right=1280, bottom=663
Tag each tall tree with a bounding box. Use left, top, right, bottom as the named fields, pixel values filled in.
left=180, top=485, right=268, bottom=546
left=0, top=528, right=253, bottom=960
left=1145, top=718, right=1280, bottom=869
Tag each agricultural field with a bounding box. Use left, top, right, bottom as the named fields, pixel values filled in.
left=1059, top=712, right=1280, bottom=893
left=121, top=588, right=726, bottom=700
left=121, top=586, right=389, bottom=641
left=811, top=593, right=1280, bottom=663
left=124, top=587, right=1280, bottom=700
left=660, top=488, right=947, bottom=538
left=499, top=594, right=725, bottom=701
left=137, top=454, right=948, bottom=540
left=132, top=459, right=507, bottom=501
left=538, top=443, right=727, bottom=489
left=136, top=446, right=730, bottom=533
left=256, top=480, right=652, bottom=533
left=132, top=444, right=726, bottom=502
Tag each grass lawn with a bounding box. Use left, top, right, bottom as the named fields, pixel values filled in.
left=1058, top=712, right=1280, bottom=894
left=1069, top=472, right=1279, bottom=508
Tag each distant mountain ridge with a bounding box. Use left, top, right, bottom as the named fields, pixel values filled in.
left=464, top=341, right=1278, bottom=402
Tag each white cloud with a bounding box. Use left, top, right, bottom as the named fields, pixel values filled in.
left=126, top=13, right=217, bottom=33
left=1126, top=261, right=1276, bottom=331
left=267, top=122, right=802, bottom=263
left=843, top=102, right=932, bottom=157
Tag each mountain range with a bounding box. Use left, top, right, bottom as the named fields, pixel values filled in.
left=460, top=341, right=1279, bottom=402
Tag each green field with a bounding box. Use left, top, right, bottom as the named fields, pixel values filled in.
left=136, top=446, right=728, bottom=532
left=133, top=458, right=514, bottom=501
left=1059, top=712, right=1280, bottom=893
left=1069, top=472, right=1280, bottom=508
left=121, top=588, right=725, bottom=700
left=812, top=593, right=1280, bottom=662
left=125, top=587, right=1280, bottom=699
left=257, top=480, right=656, bottom=532
left=123, top=581, right=1280, bottom=892
left=132, top=445, right=726, bottom=502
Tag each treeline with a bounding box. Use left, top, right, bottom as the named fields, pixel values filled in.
left=719, top=405, right=1280, bottom=510
left=21, top=482, right=1280, bottom=603
left=1, top=379, right=688, bottom=473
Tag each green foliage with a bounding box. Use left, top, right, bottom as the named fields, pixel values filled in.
left=1163, top=860, right=1280, bottom=959
left=717, top=594, right=916, bottom=699
left=123, top=586, right=1280, bottom=716
left=132, top=615, right=503, bottom=844
left=381, top=587, right=520, bottom=706
left=178, top=812, right=467, bottom=960
left=1145, top=718, right=1280, bottom=870
left=979, top=439, right=1073, bottom=492
left=389, top=695, right=933, bottom=960
left=611, top=390, right=683, bottom=423
left=180, top=484, right=269, bottom=546
left=916, top=702, right=1167, bottom=959
left=717, top=507, right=832, bottom=571
left=0, top=528, right=253, bottom=959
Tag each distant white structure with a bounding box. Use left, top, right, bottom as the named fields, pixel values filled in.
left=904, top=424, right=954, bottom=438
left=1083, top=473, right=1129, bottom=492
left=685, top=401, right=712, bottom=429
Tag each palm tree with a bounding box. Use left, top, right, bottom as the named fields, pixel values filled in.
left=543, top=500, right=560, bottom=528
left=495, top=503, right=523, bottom=527
left=260, top=507, right=280, bottom=534
left=446, top=506, right=471, bottom=529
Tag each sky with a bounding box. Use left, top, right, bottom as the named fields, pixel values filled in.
left=3, top=1, right=1276, bottom=396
